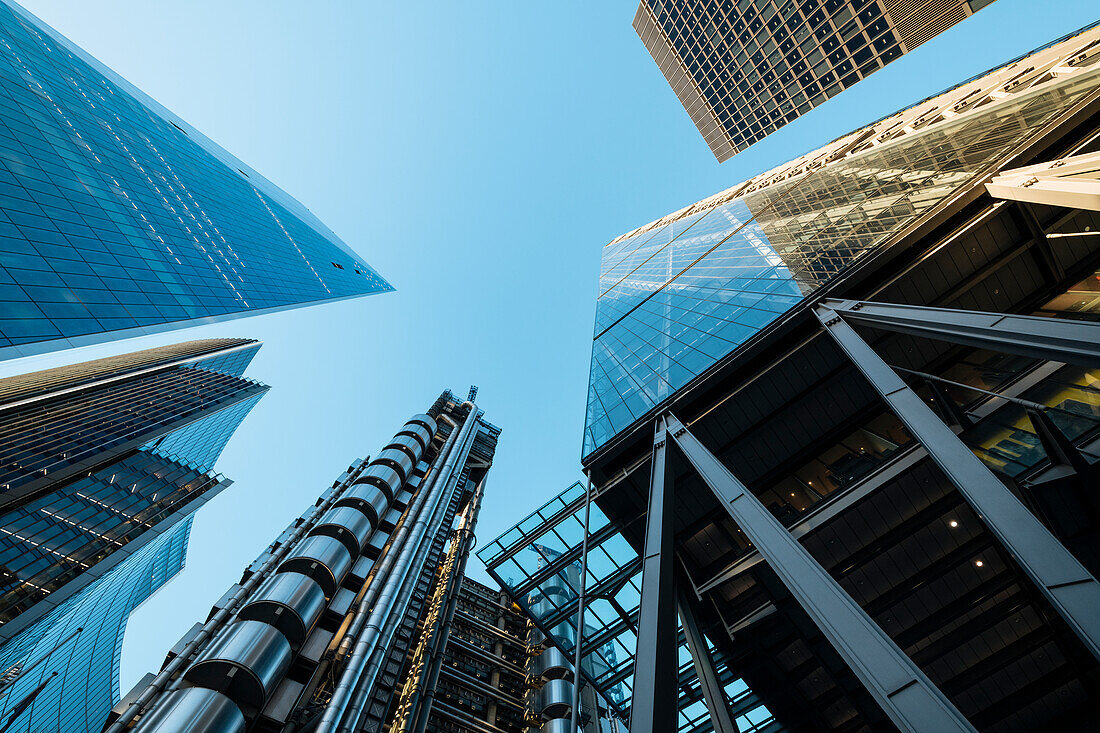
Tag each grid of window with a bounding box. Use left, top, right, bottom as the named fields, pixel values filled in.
left=0, top=450, right=220, bottom=623
left=0, top=338, right=256, bottom=405
left=0, top=517, right=192, bottom=733
left=644, top=0, right=908, bottom=155
left=0, top=363, right=265, bottom=497
left=638, top=1, right=996, bottom=159
left=144, top=392, right=263, bottom=472
left=0, top=2, right=391, bottom=355
left=583, top=61, right=1100, bottom=457
left=480, top=482, right=781, bottom=732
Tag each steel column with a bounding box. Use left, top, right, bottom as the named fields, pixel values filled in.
left=569, top=471, right=593, bottom=733
left=822, top=298, right=1100, bottom=368
left=664, top=413, right=976, bottom=733
left=628, top=418, right=679, bottom=733
left=816, top=305, right=1100, bottom=661
left=677, top=587, right=739, bottom=733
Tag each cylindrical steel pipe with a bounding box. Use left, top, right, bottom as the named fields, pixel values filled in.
left=341, top=410, right=482, bottom=733
left=131, top=688, right=246, bottom=733
left=237, top=572, right=326, bottom=650
left=318, top=404, right=479, bottom=733
left=407, top=477, right=488, bottom=733
left=184, top=620, right=293, bottom=712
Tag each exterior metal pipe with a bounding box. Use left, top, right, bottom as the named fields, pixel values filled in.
left=569, top=471, right=593, bottom=733
left=342, top=467, right=463, bottom=732
left=329, top=426, right=459, bottom=668
left=107, top=461, right=369, bottom=733
left=408, top=476, right=487, bottom=733
left=317, top=404, right=478, bottom=733
left=338, top=407, right=481, bottom=733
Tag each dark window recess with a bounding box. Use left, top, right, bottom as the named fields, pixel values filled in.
left=332, top=262, right=344, bottom=270
left=169, top=121, right=189, bottom=136
left=237, top=168, right=249, bottom=178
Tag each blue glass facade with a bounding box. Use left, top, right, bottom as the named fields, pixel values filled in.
left=144, top=392, right=263, bottom=472
left=0, top=517, right=192, bottom=733
left=0, top=338, right=263, bottom=730
left=479, top=482, right=782, bottom=732
left=583, top=63, right=1100, bottom=457
left=0, top=0, right=392, bottom=359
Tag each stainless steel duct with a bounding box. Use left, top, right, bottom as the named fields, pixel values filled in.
left=184, top=620, right=292, bottom=712
left=132, top=688, right=245, bottom=733
left=237, top=572, right=325, bottom=650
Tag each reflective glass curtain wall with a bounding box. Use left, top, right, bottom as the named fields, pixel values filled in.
left=0, top=0, right=391, bottom=359
left=585, top=56, right=1100, bottom=457
left=0, top=338, right=265, bottom=642
left=0, top=518, right=193, bottom=733
left=479, top=482, right=783, bottom=733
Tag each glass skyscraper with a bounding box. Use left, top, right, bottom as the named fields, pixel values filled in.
left=633, top=0, right=999, bottom=161
left=0, top=338, right=265, bottom=733
left=0, top=0, right=392, bottom=360
left=585, top=22, right=1100, bottom=456
left=0, top=518, right=193, bottom=733
left=563, top=20, right=1100, bottom=733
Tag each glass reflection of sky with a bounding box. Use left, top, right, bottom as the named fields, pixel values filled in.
left=479, top=482, right=781, bottom=731
left=583, top=66, right=1100, bottom=458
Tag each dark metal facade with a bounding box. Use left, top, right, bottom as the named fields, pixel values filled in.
left=501, top=21, right=1100, bottom=733
left=109, top=391, right=522, bottom=733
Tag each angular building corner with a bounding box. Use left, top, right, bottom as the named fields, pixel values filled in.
left=513, top=21, right=1100, bottom=733
left=0, top=339, right=268, bottom=733
left=634, top=0, right=1002, bottom=161
left=0, top=0, right=392, bottom=362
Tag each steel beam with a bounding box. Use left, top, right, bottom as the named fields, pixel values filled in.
left=821, top=299, right=1100, bottom=368
left=629, top=418, right=679, bottom=733
left=816, top=305, right=1100, bottom=661
left=664, top=413, right=976, bottom=733
left=677, top=587, right=739, bottom=733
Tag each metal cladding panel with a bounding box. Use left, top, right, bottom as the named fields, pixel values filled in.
left=238, top=572, right=325, bottom=650
left=373, top=448, right=414, bottom=483
left=185, top=620, right=292, bottom=712
left=397, top=421, right=434, bottom=452
left=310, top=505, right=374, bottom=557
left=532, top=646, right=571, bottom=679
left=534, top=677, right=574, bottom=719
left=334, top=484, right=389, bottom=527
left=406, top=413, right=437, bottom=436
left=385, top=434, right=424, bottom=464
left=541, top=719, right=571, bottom=733
left=135, top=688, right=245, bottom=733
left=354, top=463, right=403, bottom=501
left=276, top=535, right=352, bottom=597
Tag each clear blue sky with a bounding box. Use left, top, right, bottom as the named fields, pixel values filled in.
left=13, top=0, right=1099, bottom=695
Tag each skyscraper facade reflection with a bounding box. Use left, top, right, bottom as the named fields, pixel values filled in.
left=0, top=339, right=265, bottom=733
left=0, top=0, right=391, bottom=360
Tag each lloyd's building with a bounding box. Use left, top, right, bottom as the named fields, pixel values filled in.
left=481, top=22, right=1100, bottom=733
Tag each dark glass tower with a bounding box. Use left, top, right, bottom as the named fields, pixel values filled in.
left=633, top=0, right=999, bottom=161
left=0, top=0, right=392, bottom=360
left=0, top=339, right=266, bottom=733
left=514, top=24, right=1100, bottom=733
